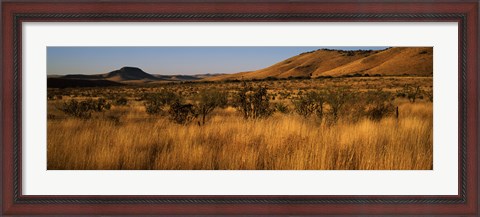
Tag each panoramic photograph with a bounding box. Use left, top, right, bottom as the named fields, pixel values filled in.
left=47, top=46, right=433, bottom=170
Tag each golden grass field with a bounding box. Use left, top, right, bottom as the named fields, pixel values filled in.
left=47, top=77, right=433, bottom=170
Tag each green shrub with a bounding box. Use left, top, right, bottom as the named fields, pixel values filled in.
left=275, top=102, right=290, bottom=114
left=144, top=91, right=177, bottom=115
left=194, top=89, right=228, bottom=125
left=169, top=101, right=197, bottom=124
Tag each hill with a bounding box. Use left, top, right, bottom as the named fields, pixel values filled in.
left=102, top=67, right=162, bottom=81
left=58, top=67, right=163, bottom=82
left=206, top=47, right=432, bottom=81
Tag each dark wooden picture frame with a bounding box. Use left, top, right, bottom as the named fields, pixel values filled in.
left=1, top=0, right=478, bottom=215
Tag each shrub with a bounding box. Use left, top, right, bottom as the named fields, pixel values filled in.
left=47, top=92, right=55, bottom=100
left=316, top=76, right=333, bottom=79
left=194, top=89, right=228, bottom=125
left=236, top=82, right=273, bottom=119
left=423, top=89, right=433, bottom=102
left=144, top=90, right=204, bottom=125
left=115, top=97, right=128, bottom=106
left=85, top=98, right=111, bottom=112
left=293, top=91, right=326, bottom=119
left=107, top=115, right=121, bottom=125
left=367, top=105, right=394, bottom=121
left=398, top=85, right=421, bottom=103
left=64, top=101, right=90, bottom=119
left=144, top=91, right=177, bottom=115
left=363, top=89, right=395, bottom=121
left=325, top=87, right=352, bottom=120
left=274, top=102, right=290, bottom=114
left=169, top=101, right=197, bottom=124
left=265, top=76, right=278, bottom=81
left=59, top=98, right=111, bottom=119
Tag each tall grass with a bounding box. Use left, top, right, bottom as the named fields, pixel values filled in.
left=47, top=102, right=432, bottom=170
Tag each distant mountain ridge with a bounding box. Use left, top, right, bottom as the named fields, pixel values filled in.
left=47, top=67, right=225, bottom=87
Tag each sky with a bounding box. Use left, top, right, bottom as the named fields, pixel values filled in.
left=47, top=47, right=389, bottom=75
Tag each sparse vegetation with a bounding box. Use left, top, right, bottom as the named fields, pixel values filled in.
left=47, top=76, right=433, bottom=170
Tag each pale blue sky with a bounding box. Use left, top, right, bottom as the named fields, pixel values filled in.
left=47, top=47, right=389, bottom=75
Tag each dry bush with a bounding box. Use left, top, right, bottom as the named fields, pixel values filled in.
left=363, top=89, right=395, bottom=121
left=398, top=85, right=422, bottom=103
left=114, top=97, right=128, bottom=106
left=325, top=87, right=352, bottom=121
left=293, top=90, right=326, bottom=119
left=236, top=82, right=273, bottom=119
left=58, top=98, right=111, bottom=119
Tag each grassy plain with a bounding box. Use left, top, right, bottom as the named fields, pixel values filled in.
left=47, top=77, right=433, bottom=170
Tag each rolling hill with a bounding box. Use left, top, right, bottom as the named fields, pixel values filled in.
left=205, top=47, right=432, bottom=81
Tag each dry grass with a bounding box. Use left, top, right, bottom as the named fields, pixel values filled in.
left=47, top=77, right=433, bottom=170
left=47, top=101, right=432, bottom=170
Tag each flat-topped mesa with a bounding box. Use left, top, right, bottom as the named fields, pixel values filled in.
left=103, top=66, right=160, bottom=81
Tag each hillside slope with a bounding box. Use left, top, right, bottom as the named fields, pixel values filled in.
left=321, top=47, right=432, bottom=77
left=206, top=47, right=432, bottom=81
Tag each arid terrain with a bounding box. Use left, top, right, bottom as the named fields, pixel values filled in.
left=47, top=47, right=433, bottom=170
